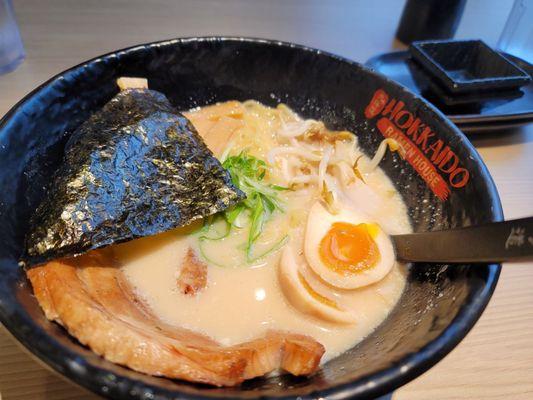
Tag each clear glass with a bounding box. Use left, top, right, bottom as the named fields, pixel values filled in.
left=0, top=0, right=25, bottom=75
left=497, top=0, right=533, bottom=63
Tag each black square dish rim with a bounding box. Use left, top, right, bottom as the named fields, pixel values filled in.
left=0, top=36, right=503, bottom=400
left=410, top=39, right=531, bottom=93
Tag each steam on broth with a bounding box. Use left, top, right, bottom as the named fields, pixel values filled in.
left=118, top=100, right=411, bottom=362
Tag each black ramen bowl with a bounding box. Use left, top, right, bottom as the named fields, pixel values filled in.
left=0, top=37, right=501, bottom=399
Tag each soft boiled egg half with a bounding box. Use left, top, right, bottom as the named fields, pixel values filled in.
left=304, top=201, right=395, bottom=289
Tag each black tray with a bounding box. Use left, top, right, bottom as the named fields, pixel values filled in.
left=366, top=50, right=533, bottom=125
left=459, top=117, right=533, bottom=133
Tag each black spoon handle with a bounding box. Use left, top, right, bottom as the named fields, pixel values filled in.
left=392, top=217, right=533, bottom=263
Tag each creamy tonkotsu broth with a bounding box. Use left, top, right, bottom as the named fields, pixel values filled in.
left=117, top=101, right=411, bottom=362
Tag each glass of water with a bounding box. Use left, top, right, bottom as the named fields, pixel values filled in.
left=0, top=0, right=25, bottom=75
left=498, top=0, right=533, bottom=63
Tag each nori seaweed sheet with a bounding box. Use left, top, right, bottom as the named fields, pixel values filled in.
left=22, top=88, right=244, bottom=266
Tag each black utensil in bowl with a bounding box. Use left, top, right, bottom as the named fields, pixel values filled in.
left=0, top=37, right=502, bottom=400
left=393, top=216, right=533, bottom=263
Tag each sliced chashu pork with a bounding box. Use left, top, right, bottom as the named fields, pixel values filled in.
left=27, top=250, right=324, bottom=386
left=26, top=100, right=325, bottom=386
left=184, top=101, right=244, bottom=158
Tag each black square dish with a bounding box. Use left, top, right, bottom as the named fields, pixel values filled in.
left=410, top=39, right=531, bottom=93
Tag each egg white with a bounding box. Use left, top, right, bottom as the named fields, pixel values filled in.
left=278, top=246, right=357, bottom=324
left=304, top=201, right=395, bottom=289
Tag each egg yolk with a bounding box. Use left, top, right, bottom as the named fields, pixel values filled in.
left=319, top=222, right=380, bottom=274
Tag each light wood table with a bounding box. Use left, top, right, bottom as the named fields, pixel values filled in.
left=1, top=1, right=532, bottom=399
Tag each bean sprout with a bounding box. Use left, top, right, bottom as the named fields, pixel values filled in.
left=278, top=120, right=320, bottom=138
left=365, top=138, right=405, bottom=172
left=290, top=175, right=319, bottom=185
left=263, top=115, right=403, bottom=214
left=318, top=146, right=333, bottom=193
left=267, top=146, right=323, bottom=165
